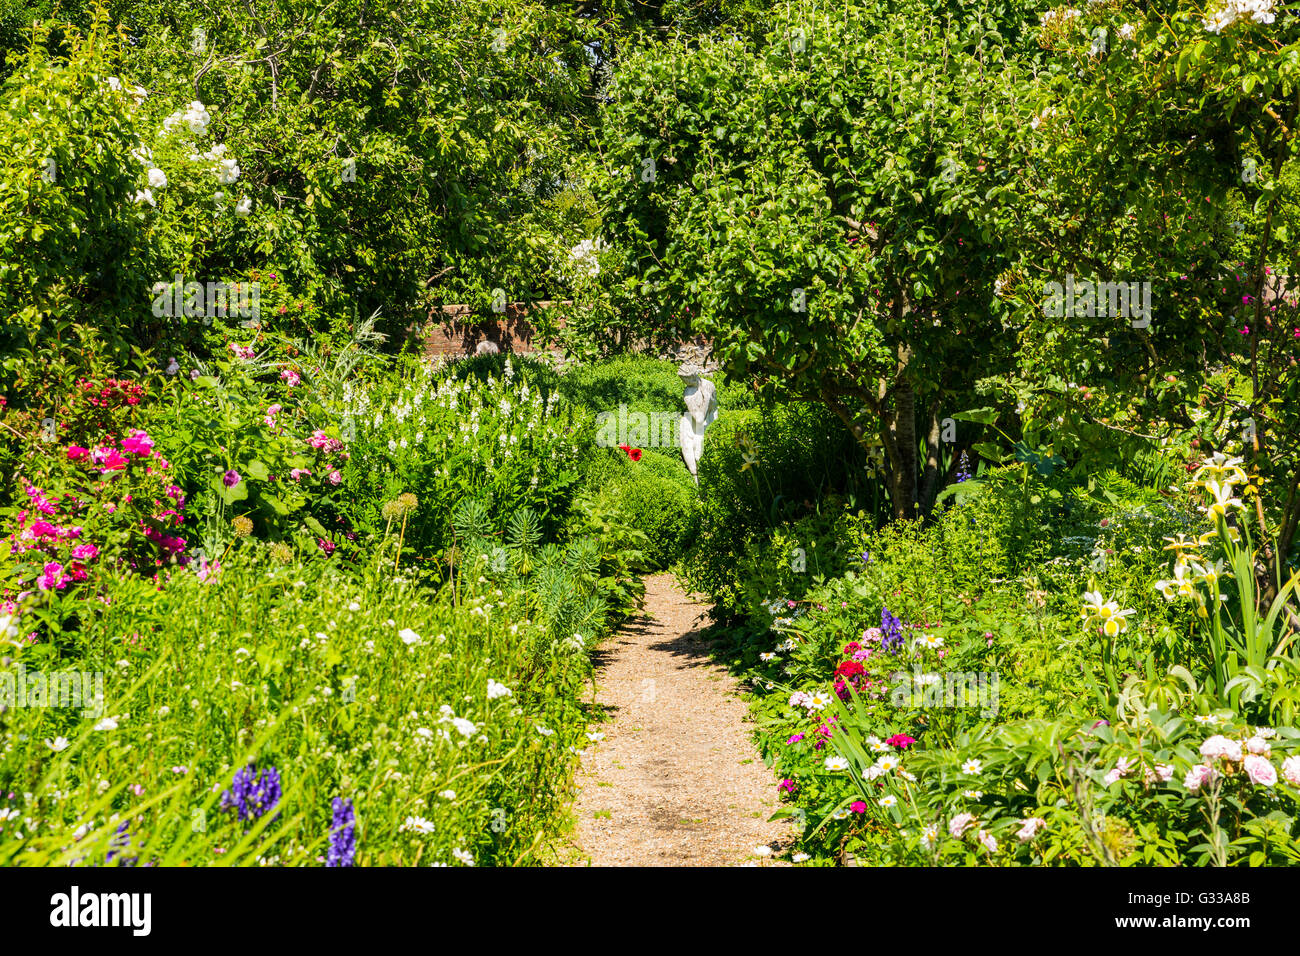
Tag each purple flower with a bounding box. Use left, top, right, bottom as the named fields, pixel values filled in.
left=778, top=779, right=796, bottom=794
left=786, top=733, right=805, bottom=744
left=220, top=764, right=282, bottom=821
left=327, top=797, right=356, bottom=867
left=222, top=470, right=241, bottom=488
left=880, top=607, right=904, bottom=654
left=106, top=821, right=138, bottom=867
left=955, top=450, right=972, bottom=483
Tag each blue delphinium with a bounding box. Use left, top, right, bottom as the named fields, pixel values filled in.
left=880, top=606, right=904, bottom=654
left=220, top=764, right=282, bottom=821
left=327, top=797, right=356, bottom=868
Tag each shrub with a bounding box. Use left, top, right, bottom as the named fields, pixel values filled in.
left=589, top=447, right=698, bottom=569
left=682, top=401, right=864, bottom=613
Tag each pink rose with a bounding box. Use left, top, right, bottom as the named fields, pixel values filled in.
left=1282, top=756, right=1300, bottom=788
left=119, top=429, right=154, bottom=457
left=328, top=470, right=342, bottom=486
left=948, top=812, right=976, bottom=837
left=1199, top=735, right=1243, bottom=763
left=1243, top=754, right=1277, bottom=787
left=1244, top=736, right=1271, bottom=757
left=1184, top=764, right=1217, bottom=793
left=1016, top=817, right=1045, bottom=842
left=37, top=562, right=64, bottom=591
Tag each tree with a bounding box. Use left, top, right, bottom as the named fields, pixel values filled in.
left=600, top=0, right=1040, bottom=518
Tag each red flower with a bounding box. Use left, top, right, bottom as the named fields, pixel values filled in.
left=835, top=660, right=865, bottom=679
left=885, top=734, right=917, bottom=750
left=617, top=444, right=643, bottom=462
left=843, top=641, right=863, bottom=655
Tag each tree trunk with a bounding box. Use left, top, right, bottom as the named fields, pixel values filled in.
left=918, top=400, right=943, bottom=518
left=882, top=379, right=918, bottom=521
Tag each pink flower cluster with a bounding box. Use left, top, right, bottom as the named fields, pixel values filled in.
left=307, top=430, right=347, bottom=485
left=1183, top=733, right=1294, bottom=791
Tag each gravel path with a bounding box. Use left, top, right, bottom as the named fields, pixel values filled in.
left=568, top=573, right=792, bottom=866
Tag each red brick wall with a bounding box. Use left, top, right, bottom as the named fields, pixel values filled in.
left=419, top=301, right=571, bottom=357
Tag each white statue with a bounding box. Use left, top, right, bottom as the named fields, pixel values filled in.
left=678, top=362, right=718, bottom=483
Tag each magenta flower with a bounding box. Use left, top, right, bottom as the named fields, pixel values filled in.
left=120, top=430, right=154, bottom=457
left=327, top=470, right=342, bottom=486
left=850, top=800, right=868, bottom=814
left=70, top=544, right=99, bottom=562
left=93, top=447, right=128, bottom=472
left=66, top=445, right=90, bottom=461
left=786, top=733, right=805, bottom=745
left=778, top=779, right=796, bottom=793
left=222, top=470, right=241, bottom=488
left=37, top=562, right=64, bottom=590
left=280, top=369, right=300, bottom=387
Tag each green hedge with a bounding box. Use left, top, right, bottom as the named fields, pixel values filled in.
left=682, top=401, right=864, bottom=613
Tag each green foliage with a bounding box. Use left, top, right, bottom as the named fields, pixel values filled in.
left=0, top=547, right=613, bottom=866
left=589, top=448, right=698, bottom=570
left=682, top=401, right=865, bottom=613
left=0, top=16, right=146, bottom=340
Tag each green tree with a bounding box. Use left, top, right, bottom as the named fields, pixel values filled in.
left=600, top=0, right=1040, bottom=518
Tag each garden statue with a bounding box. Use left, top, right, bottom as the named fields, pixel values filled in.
left=678, top=361, right=718, bottom=483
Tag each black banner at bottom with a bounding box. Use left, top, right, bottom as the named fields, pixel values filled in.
left=0, top=864, right=1275, bottom=942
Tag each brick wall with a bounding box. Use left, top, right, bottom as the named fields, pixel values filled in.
left=419, top=301, right=571, bottom=357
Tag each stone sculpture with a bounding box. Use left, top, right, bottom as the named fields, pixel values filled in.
left=678, top=362, right=718, bottom=483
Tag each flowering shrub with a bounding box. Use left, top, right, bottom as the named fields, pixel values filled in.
left=347, top=357, right=589, bottom=556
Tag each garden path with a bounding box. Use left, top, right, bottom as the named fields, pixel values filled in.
left=568, top=573, right=792, bottom=866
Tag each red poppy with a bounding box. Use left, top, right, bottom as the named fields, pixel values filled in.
left=617, top=444, right=643, bottom=462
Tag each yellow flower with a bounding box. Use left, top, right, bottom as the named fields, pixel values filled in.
left=1194, top=452, right=1247, bottom=488
left=1204, top=480, right=1244, bottom=519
